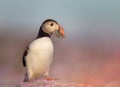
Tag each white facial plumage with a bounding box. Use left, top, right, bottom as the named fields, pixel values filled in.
left=42, top=21, right=59, bottom=35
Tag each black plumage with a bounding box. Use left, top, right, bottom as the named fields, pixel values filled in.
left=22, top=46, right=29, bottom=67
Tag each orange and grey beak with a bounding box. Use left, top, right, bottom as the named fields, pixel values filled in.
left=53, top=25, right=65, bottom=38
left=59, top=25, right=65, bottom=38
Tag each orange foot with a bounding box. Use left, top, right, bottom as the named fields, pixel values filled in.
left=45, top=77, right=58, bottom=81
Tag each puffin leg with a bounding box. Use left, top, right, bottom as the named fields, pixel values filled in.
left=44, top=69, right=56, bottom=80
left=44, top=69, right=49, bottom=77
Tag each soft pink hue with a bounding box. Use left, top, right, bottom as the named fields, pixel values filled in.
left=21, top=79, right=93, bottom=87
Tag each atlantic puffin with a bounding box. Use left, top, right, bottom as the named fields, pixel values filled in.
left=22, top=19, right=65, bottom=82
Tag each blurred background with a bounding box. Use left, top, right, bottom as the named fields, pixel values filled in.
left=0, top=0, right=120, bottom=87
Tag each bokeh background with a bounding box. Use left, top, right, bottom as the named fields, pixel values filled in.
left=0, top=0, right=120, bottom=87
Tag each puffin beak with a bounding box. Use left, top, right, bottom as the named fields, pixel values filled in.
left=53, top=25, right=65, bottom=38
left=59, top=25, right=65, bottom=38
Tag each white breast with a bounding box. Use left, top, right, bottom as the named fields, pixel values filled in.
left=26, top=37, right=54, bottom=79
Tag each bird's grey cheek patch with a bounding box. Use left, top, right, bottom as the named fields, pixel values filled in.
left=53, top=30, right=63, bottom=38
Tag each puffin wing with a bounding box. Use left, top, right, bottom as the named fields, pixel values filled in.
left=22, top=46, right=29, bottom=67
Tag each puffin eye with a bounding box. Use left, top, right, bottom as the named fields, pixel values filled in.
left=50, top=23, right=54, bottom=26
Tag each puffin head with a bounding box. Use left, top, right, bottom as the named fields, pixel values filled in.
left=38, top=19, right=65, bottom=38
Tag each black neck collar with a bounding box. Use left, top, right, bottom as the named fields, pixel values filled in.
left=36, top=27, right=50, bottom=39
